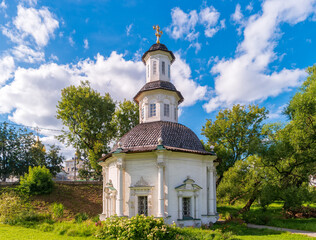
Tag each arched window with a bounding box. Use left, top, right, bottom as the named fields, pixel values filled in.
left=162, top=61, right=165, bottom=75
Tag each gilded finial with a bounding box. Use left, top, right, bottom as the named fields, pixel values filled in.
left=153, top=25, right=163, bottom=44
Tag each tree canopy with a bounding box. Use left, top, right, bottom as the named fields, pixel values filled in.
left=201, top=104, right=268, bottom=184
left=56, top=81, right=139, bottom=172
left=0, top=123, right=64, bottom=181
left=213, top=65, right=316, bottom=213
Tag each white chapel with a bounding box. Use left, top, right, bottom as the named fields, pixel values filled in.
left=99, top=27, right=219, bottom=227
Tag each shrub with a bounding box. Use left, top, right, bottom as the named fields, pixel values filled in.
left=0, top=191, right=29, bottom=224
left=20, top=166, right=54, bottom=195
left=75, top=212, right=89, bottom=223
left=95, top=215, right=180, bottom=239
left=50, top=203, right=64, bottom=220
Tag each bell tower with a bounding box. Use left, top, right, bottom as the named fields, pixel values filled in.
left=134, top=25, right=183, bottom=124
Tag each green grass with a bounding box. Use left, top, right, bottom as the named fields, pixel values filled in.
left=1, top=222, right=314, bottom=240
left=218, top=202, right=316, bottom=232
left=208, top=222, right=315, bottom=240
left=0, top=224, right=95, bottom=240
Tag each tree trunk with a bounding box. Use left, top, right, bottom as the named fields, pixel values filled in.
left=237, top=195, right=257, bottom=215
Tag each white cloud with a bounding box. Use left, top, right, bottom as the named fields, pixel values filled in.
left=49, top=54, right=58, bottom=61
left=231, top=4, right=243, bottom=24
left=166, top=7, right=199, bottom=41
left=204, top=0, right=315, bottom=113
left=0, top=56, right=15, bottom=85
left=268, top=104, right=287, bottom=119
left=246, top=2, right=254, bottom=12
left=0, top=50, right=207, bottom=127
left=83, top=38, right=89, bottom=49
left=199, top=6, right=221, bottom=37
left=166, top=5, right=224, bottom=50
left=126, top=23, right=133, bottom=36
left=12, top=44, right=44, bottom=63
left=13, top=5, right=59, bottom=47
left=172, top=53, right=207, bottom=107
left=0, top=0, right=7, bottom=9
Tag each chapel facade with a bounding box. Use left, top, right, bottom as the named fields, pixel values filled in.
left=99, top=29, right=218, bottom=226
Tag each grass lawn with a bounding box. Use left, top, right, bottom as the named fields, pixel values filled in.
left=218, top=202, right=316, bottom=232
left=0, top=224, right=95, bottom=240
left=1, top=222, right=315, bottom=240
left=208, top=222, right=315, bottom=240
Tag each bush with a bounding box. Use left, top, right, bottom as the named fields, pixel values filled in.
left=0, top=191, right=29, bottom=224
left=95, top=215, right=180, bottom=239
left=75, top=212, right=89, bottom=223
left=20, top=166, right=54, bottom=195
left=50, top=203, right=64, bottom=220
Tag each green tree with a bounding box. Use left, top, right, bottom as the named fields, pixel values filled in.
left=0, top=123, right=37, bottom=181
left=56, top=81, right=116, bottom=171
left=217, top=155, right=268, bottom=214
left=111, top=99, right=139, bottom=139
left=259, top=66, right=316, bottom=210
left=202, top=104, right=268, bottom=185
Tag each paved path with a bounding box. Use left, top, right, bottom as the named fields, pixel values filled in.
left=247, top=223, right=316, bottom=238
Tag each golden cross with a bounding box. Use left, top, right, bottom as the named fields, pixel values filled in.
left=153, top=25, right=163, bottom=44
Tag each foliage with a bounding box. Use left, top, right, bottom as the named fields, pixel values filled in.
left=95, top=215, right=180, bottom=239
left=0, top=191, right=29, bottom=224
left=202, top=104, right=268, bottom=184
left=50, top=203, right=64, bottom=220
left=57, top=82, right=139, bottom=172
left=217, top=156, right=266, bottom=206
left=20, top=166, right=54, bottom=195
left=0, top=123, right=34, bottom=181
left=0, top=123, right=64, bottom=181
left=258, top=66, right=316, bottom=210
left=56, top=81, right=116, bottom=171
left=74, top=212, right=88, bottom=223
left=111, top=99, right=139, bottom=139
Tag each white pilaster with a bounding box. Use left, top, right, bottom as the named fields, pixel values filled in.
left=156, top=151, right=165, bottom=218
left=115, top=154, right=125, bottom=216
left=178, top=194, right=183, bottom=219
left=191, top=196, right=195, bottom=219
left=208, top=166, right=215, bottom=215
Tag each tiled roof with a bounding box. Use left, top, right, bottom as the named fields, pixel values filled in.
left=106, top=121, right=214, bottom=158
left=133, top=80, right=184, bottom=104
left=142, top=43, right=175, bottom=64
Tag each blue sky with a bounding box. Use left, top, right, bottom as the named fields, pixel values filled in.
left=0, top=0, right=316, bottom=158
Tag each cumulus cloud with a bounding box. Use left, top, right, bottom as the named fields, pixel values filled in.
left=203, top=0, right=315, bottom=113
left=166, top=7, right=199, bottom=41
left=167, top=5, right=224, bottom=40
left=12, top=44, right=44, bottom=63
left=1, top=4, right=59, bottom=64
left=172, top=53, right=207, bottom=107
left=199, top=6, right=221, bottom=37
left=0, top=51, right=206, bottom=127
left=231, top=4, right=243, bottom=24
left=11, top=5, right=59, bottom=47
left=166, top=5, right=224, bottom=53
left=0, top=56, right=15, bottom=85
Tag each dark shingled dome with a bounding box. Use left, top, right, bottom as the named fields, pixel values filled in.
left=110, top=121, right=214, bottom=156
left=142, top=43, right=175, bottom=64
left=133, top=80, right=184, bottom=104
